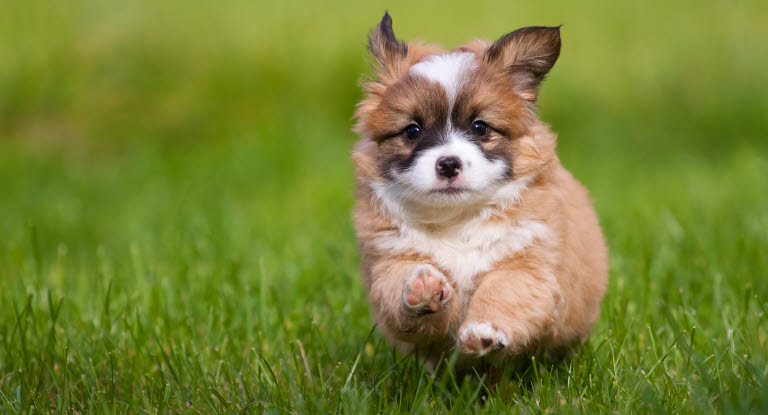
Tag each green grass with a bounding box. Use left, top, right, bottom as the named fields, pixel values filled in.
left=1, top=0, right=767, bottom=413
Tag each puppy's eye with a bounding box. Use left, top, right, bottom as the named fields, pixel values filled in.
left=471, top=120, right=488, bottom=136
left=404, top=124, right=421, bottom=140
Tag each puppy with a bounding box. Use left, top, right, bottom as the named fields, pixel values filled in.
left=352, top=13, right=608, bottom=367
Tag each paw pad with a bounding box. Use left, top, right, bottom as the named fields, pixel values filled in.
left=403, top=264, right=452, bottom=314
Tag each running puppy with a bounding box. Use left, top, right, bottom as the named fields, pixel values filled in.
left=352, top=12, right=608, bottom=366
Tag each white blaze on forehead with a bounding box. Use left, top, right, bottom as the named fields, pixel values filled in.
left=410, top=52, right=476, bottom=103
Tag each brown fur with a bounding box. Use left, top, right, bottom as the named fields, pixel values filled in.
left=352, top=15, right=607, bottom=367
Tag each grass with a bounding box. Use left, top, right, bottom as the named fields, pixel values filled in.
left=1, top=0, right=767, bottom=413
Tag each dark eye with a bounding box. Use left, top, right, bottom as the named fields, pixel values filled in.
left=471, top=120, right=488, bottom=136
left=404, top=124, right=421, bottom=140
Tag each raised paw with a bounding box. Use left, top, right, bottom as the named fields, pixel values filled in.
left=402, top=264, right=452, bottom=314
left=457, top=321, right=508, bottom=356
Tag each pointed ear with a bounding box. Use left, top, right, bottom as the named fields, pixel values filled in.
left=484, top=26, right=561, bottom=102
left=368, top=11, right=408, bottom=81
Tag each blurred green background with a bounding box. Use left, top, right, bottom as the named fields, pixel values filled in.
left=1, top=0, right=767, bottom=413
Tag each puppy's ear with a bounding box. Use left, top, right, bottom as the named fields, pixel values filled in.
left=368, top=11, right=408, bottom=81
left=484, top=26, right=561, bottom=102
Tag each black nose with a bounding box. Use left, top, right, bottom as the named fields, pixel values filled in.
left=436, top=156, right=462, bottom=179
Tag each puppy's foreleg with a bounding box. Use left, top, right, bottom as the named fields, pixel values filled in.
left=368, top=259, right=459, bottom=345
left=457, top=267, right=561, bottom=356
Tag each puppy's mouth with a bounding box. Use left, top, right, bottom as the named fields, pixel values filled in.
left=431, top=186, right=468, bottom=196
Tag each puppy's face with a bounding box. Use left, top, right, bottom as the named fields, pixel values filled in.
left=355, top=13, right=561, bottom=207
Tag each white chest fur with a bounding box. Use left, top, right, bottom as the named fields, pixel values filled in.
left=373, top=216, right=550, bottom=294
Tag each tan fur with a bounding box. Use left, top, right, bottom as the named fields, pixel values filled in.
left=354, top=40, right=445, bottom=137
left=459, top=162, right=608, bottom=353
left=352, top=18, right=607, bottom=366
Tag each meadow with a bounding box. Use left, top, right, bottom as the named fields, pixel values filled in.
left=1, top=0, right=767, bottom=413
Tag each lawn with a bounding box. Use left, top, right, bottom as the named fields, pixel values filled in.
left=1, top=0, right=767, bottom=413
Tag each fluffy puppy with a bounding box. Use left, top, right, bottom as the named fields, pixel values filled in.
left=352, top=12, right=608, bottom=366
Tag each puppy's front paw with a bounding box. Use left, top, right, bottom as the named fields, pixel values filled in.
left=403, top=264, right=452, bottom=314
left=457, top=321, right=508, bottom=356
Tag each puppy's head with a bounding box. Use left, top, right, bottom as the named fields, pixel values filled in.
left=354, top=12, right=560, bottom=207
